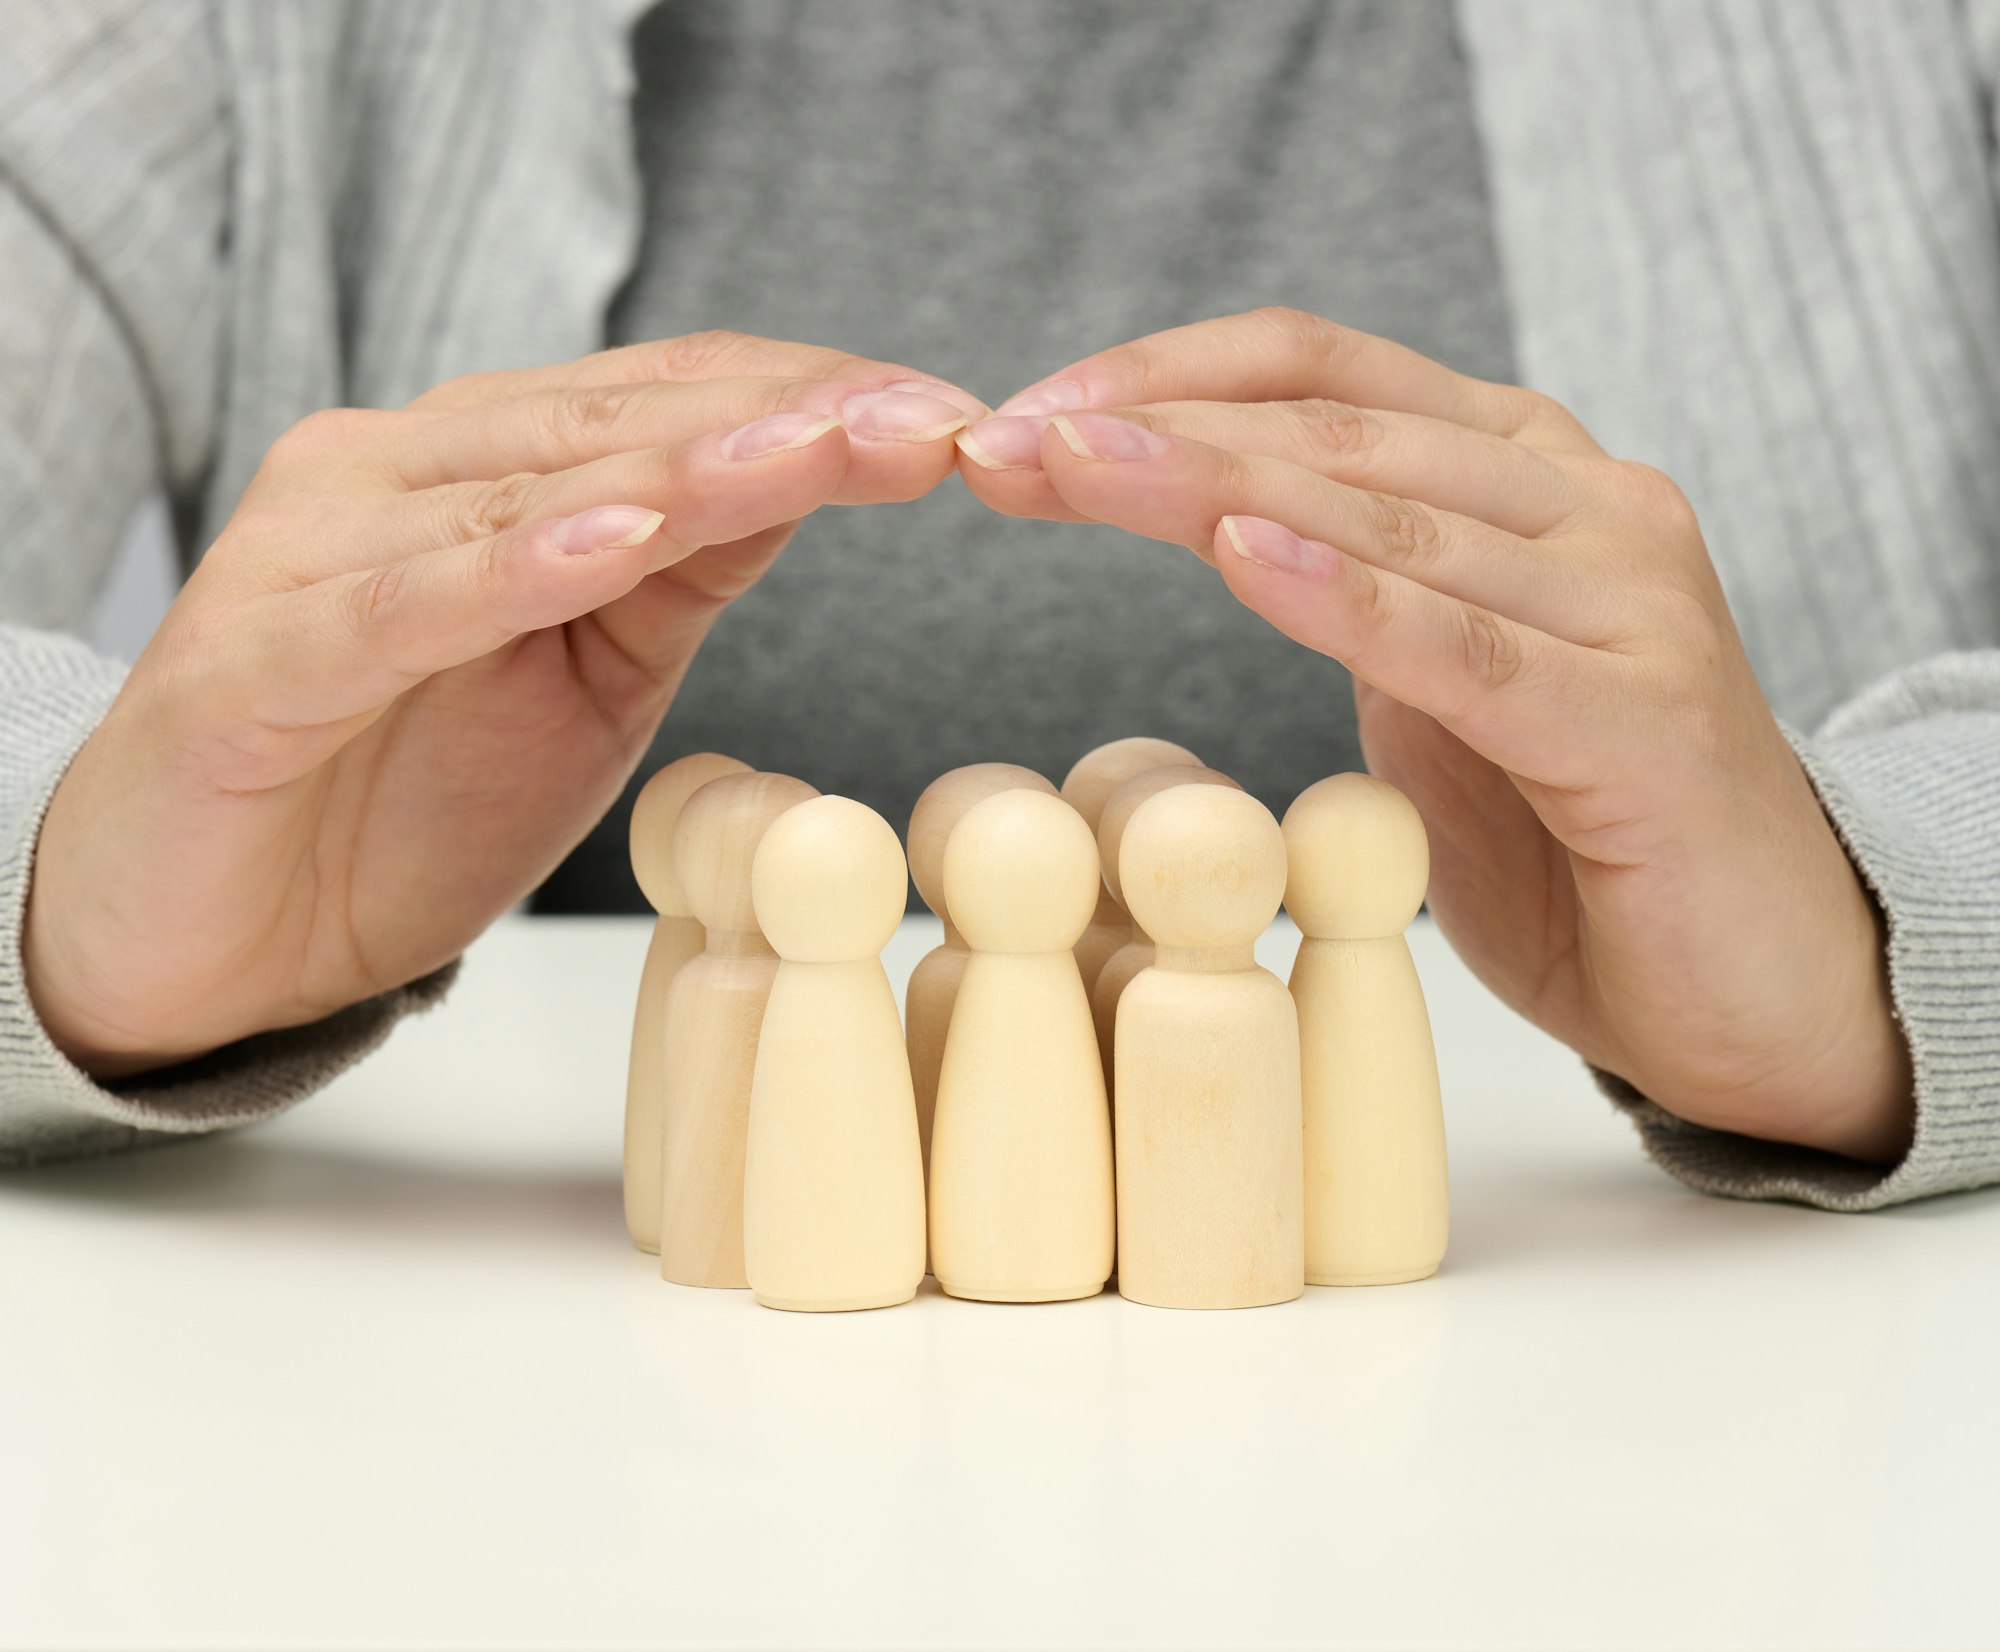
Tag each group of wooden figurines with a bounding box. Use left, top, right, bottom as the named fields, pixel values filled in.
left=622, top=736, right=1448, bottom=1313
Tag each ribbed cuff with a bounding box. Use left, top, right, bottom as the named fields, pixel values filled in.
left=0, top=626, right=457, bottom=1168
left=1607, top=653, right=2000, bottom=1211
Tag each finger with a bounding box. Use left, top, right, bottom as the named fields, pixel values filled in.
left=408, top=330, right=987, bottom=419
left=954, top=416, right=1092, bottom=524
left=381, top=376, right=829, bottom=489
left=577, top=519, right=800, bottom=696
left=995, top=307, right=1599, bottom=454
left=1036, top=412, right=1632, bottom=646
left=1352, top=690, right=1569, bottom=970
left=362, top=403, right=957, bottom=571
left=1105, top=401, right=1583, bottom=538
left=1212, top=514, right=1621, bottom=792
left=958, top=396, right=1586, bottom=536
left=377, top=376, right=969, bottom=499
left=241, top=417, right=849, bottom=734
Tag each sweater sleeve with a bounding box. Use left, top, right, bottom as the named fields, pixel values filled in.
left=0, top=2, right=453, bottom=1168
left=1607, top=651, right=2000, bottom=1210
left=0, top=628, right=458, bottom=1168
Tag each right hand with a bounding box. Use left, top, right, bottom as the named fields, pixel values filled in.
left=963, top=308, right=1911, bottom=1163
left=25, top=332, right=980, bottom=1077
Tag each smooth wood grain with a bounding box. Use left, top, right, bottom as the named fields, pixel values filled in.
left=624, top=913, right=704, bottom=1253
left=930, top=789, right=1113, bottom=1302
left=1089, top=941, right=1152, bottom=1099
left=1091, top=764, right=1240, bottom=1101
left=1059, top=737, right=1199, bottom=995
left=905, top=763, right=1056, bottom=1180
left=903, top=948, right=964, bottom=1191
left=1070, top=889, right=1129, bottom=1005
left=623, top=752, right=750, bottom=1252
left=1114, top=785, right=1303, bottom=1310
left=1115, top=967, right=1304, bottom=1310
left=657, top=771, right=817, bottom=1288
left=1284, top=774, right=1447, bottom=1286
left=1290, top=939, right=1447, bottom=1284
left=658, top=951, right=778, bottom=1288
left=744, top=796, right=925, bottom=1312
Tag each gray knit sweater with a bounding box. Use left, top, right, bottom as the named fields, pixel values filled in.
left=3, top=0, right=1998, bottom=1211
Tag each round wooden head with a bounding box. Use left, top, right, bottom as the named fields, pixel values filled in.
left=1120, top=785, right=1288, bottom=953
left=906, top=763, right=1057, bottom=920
left=1281, top=773, right=1429, bottom=940
left=1059, top=737, right=1202, bottom=835
left=943, top=789, right=1100, bottom=955
left=629, top=753, right=752, bottom=915
left=752, top=795, right=909, bottom=963
left=1096, top=764, right=1240, bottom=910
left=672, top=772, right=820, bottom=938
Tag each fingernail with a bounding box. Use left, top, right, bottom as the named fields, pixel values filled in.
left=841, top=390, right=970, bottom=444
left=720, top=411, right=843, bottom=460
left=881, top=378, right=990, bottom=419
left=955, top=415, right=1048, bottom=471
left=1051, top=411, right=1169, bottom=463
left=552, top=505, right=666, bottom=555
left=996, top=379, right=1088, bottom=418
left=1220, top=515, right=1333, bottom=577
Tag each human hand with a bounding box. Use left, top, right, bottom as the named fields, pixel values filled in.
left=27, top=332, right=979, bottom=1075
left=958, top=308, right=1912, bottom=1163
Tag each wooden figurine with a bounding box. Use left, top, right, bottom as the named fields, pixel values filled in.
left=1284, top=774, right=1448, bottom=1286
left=657, top=770, right=819, bottom=1289
left=744, top=796, right=927, bottom=1312
left=1091, top=763, right=1241, bottom=1100
left=624, top=752, right=751, bottom=1253
left=905, top=762, right=1058, bottom=1181
left=929, top=789, right=1113, bottom=1302
left=1114, top=783, right=1304, bottom=1310
left=1058, top=737, right=1200, bottom=996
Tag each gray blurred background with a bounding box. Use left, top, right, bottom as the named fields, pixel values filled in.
left=88, top=498, right=176, bottom=668
left=98, top=2, right=1513, bottom=915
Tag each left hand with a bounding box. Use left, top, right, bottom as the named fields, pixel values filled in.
left=27, top=331, right=976, bottom=1076
left=957, top=307, right=1913, bottom=1165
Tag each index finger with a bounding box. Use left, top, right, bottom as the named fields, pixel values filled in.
left=995, top=307, right=1598, bottom=454
left=411, top=328, right=987, bottom=419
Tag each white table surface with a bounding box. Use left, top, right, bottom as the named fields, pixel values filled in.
left=5, top=915, right=1996, bottom=1652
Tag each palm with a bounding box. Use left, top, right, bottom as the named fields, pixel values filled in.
left=158, top=535, right=791, bottom=1038
left=1360, top=681, right=1814, bottom=1104
left=324, top=635, right=645, bottom=984
left=1355, top=685, right=1592, bottom=1055
left=29, top=336, right=980, bottom=1077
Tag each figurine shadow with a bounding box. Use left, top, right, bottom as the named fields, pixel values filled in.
left=10, top=1127, right=1991, bottom=1276
left=0, top=1130, right=623, bottom=1252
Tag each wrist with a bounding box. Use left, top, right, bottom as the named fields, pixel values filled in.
left=1798, top=892, right=1914, bottom=1164
left=22, top=923, right=169, bottom=1081
left=1631, top=842, right=1914, bottom=1167
left=1757, top=785, right=1916, bottom=1165
left=22, top=873, right=181, bottom=1081
left=22, top=750, right=211, bottom=1081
